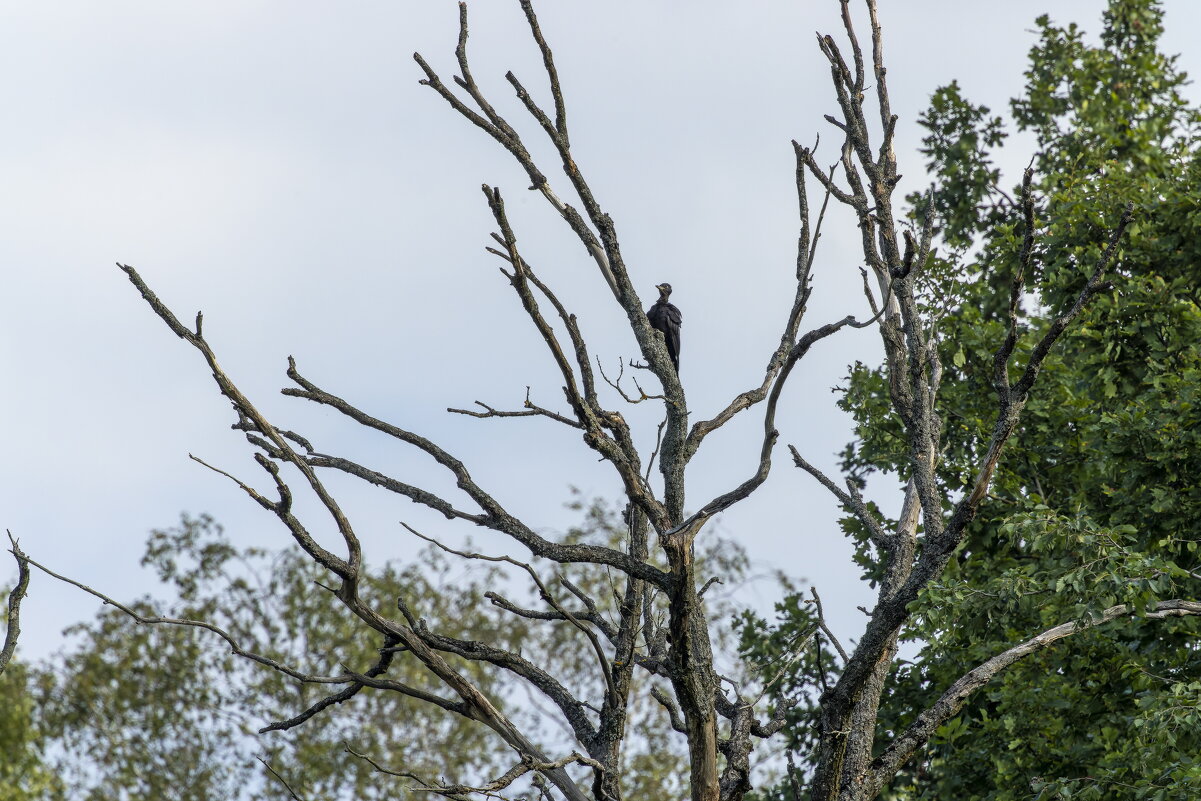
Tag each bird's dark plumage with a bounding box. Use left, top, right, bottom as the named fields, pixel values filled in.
left=647, top=282, right=682, bottom=372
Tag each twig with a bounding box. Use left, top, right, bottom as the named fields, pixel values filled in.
left=486, top=589, right=618, bottom=642
left=368, top=748, right=606, bottom=800
left=808, top=586, right=849, bottom=663
left=448, top=393, right=582, bottom=429
left=260, top=634, right=401, bottom=733
left=597, top=357, right=664, bottom=404
left=344, top=745, right=477, bottom=801
left=20, top=550, right=357, bottom=686
left=789, top=446, right=889, bottom=549
left=402, top=522, right=617, bottom=699
left=644, top=418, right=668, bottom=483
left=257, top=757, right=307, bottom=801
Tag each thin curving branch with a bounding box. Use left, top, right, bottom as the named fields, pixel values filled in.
left=485, top=590, right=619, bottom=642
left=260, top=635, right=401, bottom=733
left=20, top=551, right=359, bottom=687
left=403, top=521, right=617, bottom=699
left=666, top=314, right=858, bottom=546
left=399, top=751, right=605, bottom=800
left=597, top=358, right=666, bottom=406
left=343, top=745, right=473, bottom=801
left=789, top=446, right=890, bottom=549
left=864, top=600, right=1201, bottom=797
left=399, top=589, right=601, bottom=749
left=651, top=684, right=688, bottom=734
left=341, top=669, right=468, bottom=716
left=258, top=757, right=308, bottom=801
left=682, top=153, right=838, bottom=463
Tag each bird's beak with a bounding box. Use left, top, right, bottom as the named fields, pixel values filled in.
left=655, top=283, right=667, bottom=292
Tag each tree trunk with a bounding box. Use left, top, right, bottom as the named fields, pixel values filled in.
left=665, top=534, right=721, bottom=801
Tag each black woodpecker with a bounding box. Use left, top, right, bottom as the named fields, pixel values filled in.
left=647, top=282, right=682, bottom=373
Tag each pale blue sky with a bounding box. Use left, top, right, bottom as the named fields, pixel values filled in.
left=3, top=1, right=1199, bottom=665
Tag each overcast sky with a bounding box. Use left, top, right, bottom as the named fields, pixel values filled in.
left=4, top=1, right=1200, bottom=667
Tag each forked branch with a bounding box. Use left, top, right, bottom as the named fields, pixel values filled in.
left=1, top=532, right=31, bottom=675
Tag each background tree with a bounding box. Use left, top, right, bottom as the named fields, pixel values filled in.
left=744, top=1, right=1201, bottom=798
left=0, top=664, right=61, bottom=801
left=37, top=514, right=517, bottom=800
left=27, top=504, right=746, bottom=800
left=14, top=2, right=1201, bottom=800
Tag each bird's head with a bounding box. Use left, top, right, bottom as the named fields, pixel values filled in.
left=655, top=282, right=673, bottom=298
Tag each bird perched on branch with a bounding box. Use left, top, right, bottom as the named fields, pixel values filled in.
left=647, top=282, right=682, bottom=373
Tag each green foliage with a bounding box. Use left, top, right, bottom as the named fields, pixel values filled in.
left=743, top=1, right=1201, bottom=798
left=37, top=514, right=511, bottom=800
left=909, top=81, right=1007, bottom=251
left=0, top=659, right=63, bottom=801
left=18, top=500, right=749, bottom=799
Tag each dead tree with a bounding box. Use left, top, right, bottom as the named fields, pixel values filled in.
left=21, top=2, right=1201, bottom=801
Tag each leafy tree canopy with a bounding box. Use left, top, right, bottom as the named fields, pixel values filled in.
left=743, top=1, right=1201, bottom=798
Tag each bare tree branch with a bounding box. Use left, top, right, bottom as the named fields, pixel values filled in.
left=809, top=586, right=849, bottom=664
left=403, top=522, right=617, bottom=700
left=681, top=153, right=837, bottom=462
left=20, top=551, right=360, bottom=686
left=449, top=395, right=582, bottom=430
left=1, top=532, right=31, bottom=675
left=597, top=357, right=665, bottom=406
left=517, top=0, right=568, bottom=142
left=344, top=745, right=474, bottom=801
left=258, top=757, right=308, bottom=801
left=260, top=635, right=402, bottom=733
left=789, top=446, right=890, bottom=549
left=396, top=750, right=606, bottom=800
left=485, top=590, right=619, bottom=642
left=282, top=359, right=668, bottom=587
left=651, top=684, right=689, bottom=735
left=666, top=314, right=858, bottom=546
left=119, top=263, right=360, bottom=587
